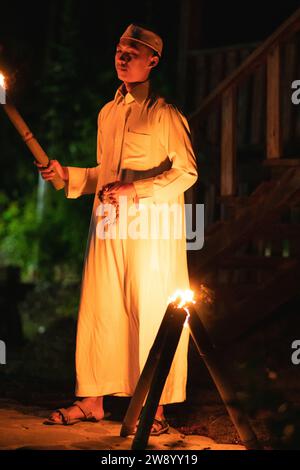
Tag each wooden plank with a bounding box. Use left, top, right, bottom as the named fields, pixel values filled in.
left=185, top=54, right=197, bottom=112
left=188, top=43, right=259, bottom=57
left=282, top=41, right=297, bottom=142
left=226, top=49, right=238, bottom=75
left=263, top=158, right=300, bottom=166
left=176, top=0, right=190, bottom=108
left=221, top=87, right=237, bottom=196
left=218, top=255, right=296, bottom=269
left=252, top=223, right=300, bottom=239
left=195, top=53, right=207, bottom=108
left=266, top=45, right=282, bottom=159
left=193, top=168, right=300, bottom=279
left=204, top=183, right=216, bottom=227
left=207, top=52, right=224, bottom=145
left=237, top=49, right=252, bottom=146
left=214, top=260, right=300, bottom=347
left=251, top=64, right=266, bottom=145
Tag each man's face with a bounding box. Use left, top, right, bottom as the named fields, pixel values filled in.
left=115, top=39, right=158, bottom=83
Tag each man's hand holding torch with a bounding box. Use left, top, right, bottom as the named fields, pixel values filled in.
left=35, top=159, right=69, bottom=183
left=0, top=71, right=65, bottom=190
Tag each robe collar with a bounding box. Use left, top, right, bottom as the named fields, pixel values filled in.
left=114, top=80, right=150, bottom=105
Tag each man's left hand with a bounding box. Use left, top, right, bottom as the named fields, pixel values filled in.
left=104, top=181, right=137, bottom=200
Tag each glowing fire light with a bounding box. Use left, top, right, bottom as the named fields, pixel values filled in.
left=168, top=289, right=195, bottom=328
left=168, top=289, right=195, bottom=309
left=168, top=285, right=213, bottom=328
left=0, top=73, right=5, bottom=89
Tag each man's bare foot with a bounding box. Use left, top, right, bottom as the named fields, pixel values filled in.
left=155, top=404, right=165, bottom=421
left=47, top=396, right=104, bottom=424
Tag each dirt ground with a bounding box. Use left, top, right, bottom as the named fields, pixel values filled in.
left=0, top=398, right=246, bottom=451
left=1, top=293, right=300, bottom=450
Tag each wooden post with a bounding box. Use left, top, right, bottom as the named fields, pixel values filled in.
left=195, top=53, right=207, bottom=108
left=188, top=306, right=260, bottom=449
left=267, top=45, right=282, bottom=159
left=221, top=87, right=237, bottom=196
left=251, top=64, right=265, bottom=146
left=176, top=0, right=190, bottom=109
left=120, top=306, right=173, bottom=437
left=282, top=41, right=296, bottom=143
left=207, top=52, right=224, bottom=145
left=238, top=48, right=253, bottom=148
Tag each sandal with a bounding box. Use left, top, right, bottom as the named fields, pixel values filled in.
left=131, top=417, right=169, bottom=436
left=150, top=418, right=169, bottom=436
left=43, top=400, right=108, bottom=426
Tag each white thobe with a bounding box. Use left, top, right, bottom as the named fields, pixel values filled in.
left=64, top=80, right=198, bottom=404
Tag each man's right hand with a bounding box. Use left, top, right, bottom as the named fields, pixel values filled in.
left=34, top=159, right=69, bottom=182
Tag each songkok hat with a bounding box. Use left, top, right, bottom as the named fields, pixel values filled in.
left=120, top=24, right=163, bottom=57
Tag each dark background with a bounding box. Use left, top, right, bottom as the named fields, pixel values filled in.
left=0, top=0, right=300, bottom=450
left=1, top=1, right=300, bottom=101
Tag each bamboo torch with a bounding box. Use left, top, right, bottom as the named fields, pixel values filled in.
left=0, top=72, right=65, bottom=190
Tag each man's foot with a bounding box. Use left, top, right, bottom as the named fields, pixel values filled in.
left=44, top=397, right=105, bottom=425
left=150, top=417, right=169, bottom=436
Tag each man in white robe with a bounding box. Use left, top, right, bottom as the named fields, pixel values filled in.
left=38, top=24, right=198, bottom=433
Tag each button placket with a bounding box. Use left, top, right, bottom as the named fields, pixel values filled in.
left=116, top=103, right=132, bottom=178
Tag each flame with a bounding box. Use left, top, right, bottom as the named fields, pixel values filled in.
left=168, top=289, right=195, bottom=328
left=168, top=285, right=213, bottom=328
left=168, top=289, right=195, bottom=309
left=0, top=73, right=5, bottom=89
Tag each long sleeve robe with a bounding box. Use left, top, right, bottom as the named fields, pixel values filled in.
left=64, top=80, right=198, bottom=404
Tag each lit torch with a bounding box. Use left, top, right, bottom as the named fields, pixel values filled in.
left=0, top=72, right=65, bottom=190
left=122, top=285, right=260, bottom=450
left=121, top=289, right=197, bottom=439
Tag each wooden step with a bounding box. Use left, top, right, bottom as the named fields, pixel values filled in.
left=217, top=182, right=278, bottom=221
left=217, top=255, right=298, bottom=269
left=194, top=168, right=300, bottom=277
left=250, top=180, right=277, bottom=198
left=254, top=223, right=300, bottom=239
left=263, top=158, right=300, bottom=167
left=205, top=220, right=226, bottom=236
left=213, top=259, right=300, bottom=347
left=211, top=283, right=257, bottom=300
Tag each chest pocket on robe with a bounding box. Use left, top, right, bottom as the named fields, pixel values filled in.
left=124, top=130, right=151, bottom=159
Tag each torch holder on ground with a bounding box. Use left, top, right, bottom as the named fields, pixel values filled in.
left=120, top=297, right=260, bottom=450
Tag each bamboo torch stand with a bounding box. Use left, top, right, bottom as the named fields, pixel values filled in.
left=120, top=303, right=260, bottom=451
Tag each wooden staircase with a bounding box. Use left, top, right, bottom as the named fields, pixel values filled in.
left=188, top=8, right=300, bottom=347
left=190, top=167, right=300, bottom=345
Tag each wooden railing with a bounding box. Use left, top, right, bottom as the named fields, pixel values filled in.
left=185, top=42, right=259, bottom=111
left=188, top=8, right=300, bottom=199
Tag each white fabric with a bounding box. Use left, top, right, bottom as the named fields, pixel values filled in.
left=65, top=80, right=198, bottom=404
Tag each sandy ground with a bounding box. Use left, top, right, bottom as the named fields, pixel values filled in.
left=0, top=399, right=245, bottom=451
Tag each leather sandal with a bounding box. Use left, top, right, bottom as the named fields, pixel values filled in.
left=131, top=417, right=170, bottom=436
left=150, top=418, right=170, bottom=436
left=43, top=400, right=107, bottom=426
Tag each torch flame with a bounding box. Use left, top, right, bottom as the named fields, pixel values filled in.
left=168, top=289, right=195, bottom=309
left=0, top=73, right=5, bottom=89
left=168, top=289, right=195, bottom=328
left=168, top=285, right=213, bottom=328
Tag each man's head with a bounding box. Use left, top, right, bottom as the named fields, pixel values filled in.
left=115, top=24, right=163, bottom=84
